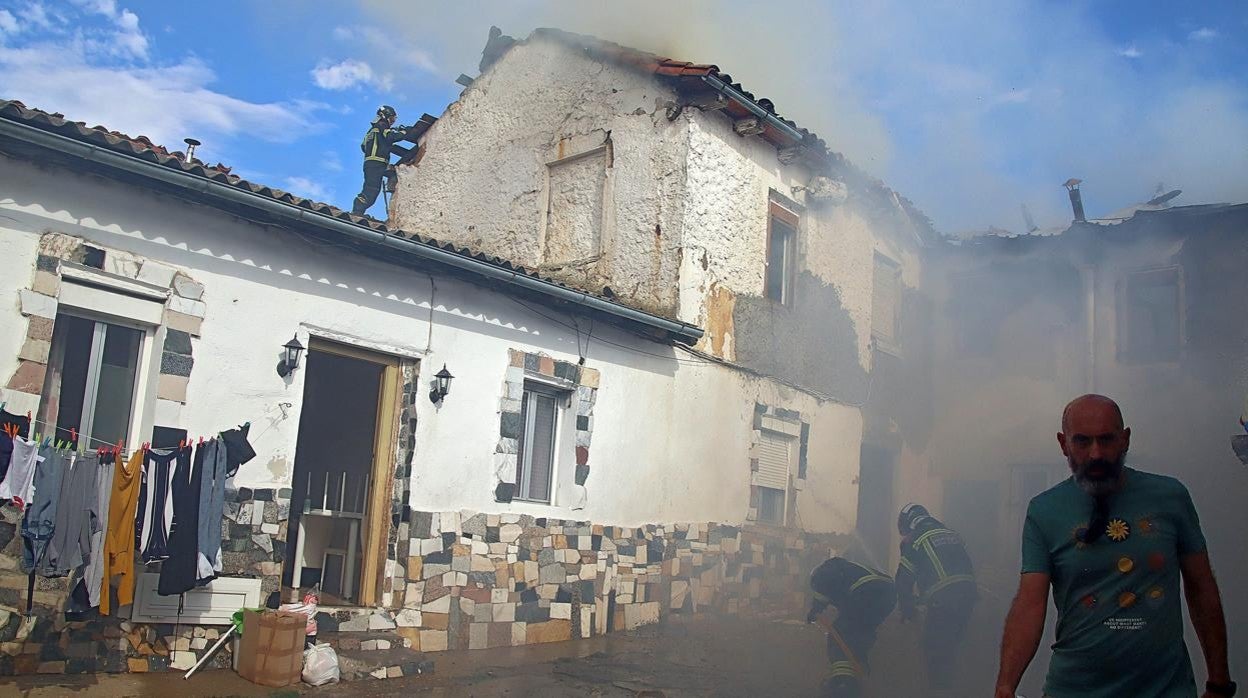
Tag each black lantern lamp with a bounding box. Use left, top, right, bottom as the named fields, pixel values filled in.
left=277, top=335, right=305, bottom=378
left=429, top=364, right=454, bottom=403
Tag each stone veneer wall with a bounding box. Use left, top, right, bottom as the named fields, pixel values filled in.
left=303, top=510, right=848, bottom=656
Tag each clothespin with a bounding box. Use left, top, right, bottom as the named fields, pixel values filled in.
left=70, top=427, right=77, bottom=444
left=198, top=435, right=204, bottom=446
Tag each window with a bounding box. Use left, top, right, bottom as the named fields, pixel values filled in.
left=756, top=427, right=796, bottom=524
left=765, top=202, right=798, bottom=304
left=38, top=313, right=143, bottom=448
left=1120, top=267, right=1182, bottom=362
left=515, top=382, right=566, bottom=503
left=544, top=147, right=607, bottom=265
left=872, top=253, right=902, bottom=347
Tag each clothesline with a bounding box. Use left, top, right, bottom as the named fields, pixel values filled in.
left=26, top=417, right=218, bottom=456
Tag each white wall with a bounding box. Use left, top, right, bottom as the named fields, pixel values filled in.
left=0, top=155, right=862, bottom=533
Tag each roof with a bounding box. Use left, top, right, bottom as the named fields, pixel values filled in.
left=518, top=28, right=938, bottom=241
left=0, top=99, right=702, bottom=343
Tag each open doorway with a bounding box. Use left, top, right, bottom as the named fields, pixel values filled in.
left=855, top=443, right=896, bottom=569
left=282, top=339, right=400, bottom=606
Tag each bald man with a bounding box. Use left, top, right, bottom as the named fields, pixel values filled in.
left=994, top=395, right=1233, bottom=698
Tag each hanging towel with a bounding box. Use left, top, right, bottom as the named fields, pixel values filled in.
left=137, top=447, right=183, bottom=563
left=196, top=438, right=227, bottom=583
left=40, top=452, right=99, bottom=577
left=20, top=446, right=64, bottom=572
left=70, top=450, right=116, bottom=610
left=100, top=449, right=142, bottom=615
left=158, top=442, right=203, bottom=596
left=0, top=436, right=42, bottom=508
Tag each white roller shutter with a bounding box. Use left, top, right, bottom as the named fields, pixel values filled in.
left=756, top=430, right=794, bottom=490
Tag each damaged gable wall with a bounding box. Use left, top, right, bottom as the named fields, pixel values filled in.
left=390, top=35, right=692, bottom=318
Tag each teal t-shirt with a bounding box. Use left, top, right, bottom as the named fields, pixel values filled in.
left=1021, top=468, right=1206, bottom=698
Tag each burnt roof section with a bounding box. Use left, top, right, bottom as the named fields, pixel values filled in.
left=0, top=98, right=702, bottom=342
left=514, top=27, right=938, bottom=241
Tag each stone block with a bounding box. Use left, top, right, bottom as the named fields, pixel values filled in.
left=499, top=412, right=523, bottom=439
left=368, top=613, right=396, bottom=630
left=395, top=609, right=421, bottom=627
left=160, top=351, right=193, bottom=377
left=31, top=271, right=60, bottom=297
left=18, top=290, right=56, bottom=319
left=526, top=619, right=572, bottom=644
left=6, top=361, right=46, bottom=394
left=127, top=657, right=148, bottom=673
left=420, top=630, right=447, bottom=652
left=157, top=374, right=188, bottom=403
left=578, top=367, right=600, bottom=389
left=550, top=602, right=571, bottom=620
left=18, top=338, right=50, bottom=364
left=467, top=622, right=487, bottom=650
left=136, top=261, right=176, bottom=288
left=171, top=274, right=205, bottom=300
left=424, top=594, right=451, bottom=614
left=162, top=310, right=202, bottom=337
left=170, top=651, right=195, bottom=671
left=491, top=603, right=515, bottom=622
left=25, top=316, right=54, bottom=342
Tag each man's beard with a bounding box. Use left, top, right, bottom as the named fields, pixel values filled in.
left=1071, top=453, right=1126, bottom=496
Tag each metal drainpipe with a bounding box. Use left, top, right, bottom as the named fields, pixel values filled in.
left=699, top=75, right=807, bottom=143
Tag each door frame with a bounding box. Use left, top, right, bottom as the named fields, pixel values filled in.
left=306, top=337, right=402, bottom=607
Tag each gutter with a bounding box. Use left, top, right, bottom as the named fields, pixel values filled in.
left=700, top=74, right=807, bottom=143
left=0, top=117, right=704, bottom=344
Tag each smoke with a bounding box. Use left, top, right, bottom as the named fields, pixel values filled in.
left=360, top=0, right=1248, bottom=234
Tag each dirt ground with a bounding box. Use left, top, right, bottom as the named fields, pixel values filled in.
left=2, top=593, right=1029, bottom=698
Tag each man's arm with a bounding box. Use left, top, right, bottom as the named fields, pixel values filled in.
left=1180, top=552, right=1231, bottom=687
left=995, top=572, right=1050, bottom=698
left=895, top=553, right=917, bottom=620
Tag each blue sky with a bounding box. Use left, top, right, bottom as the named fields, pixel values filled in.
left=1, top=0, right=1245, bottom=233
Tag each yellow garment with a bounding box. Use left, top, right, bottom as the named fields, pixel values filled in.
left=100, top=450, right=142, bottom=615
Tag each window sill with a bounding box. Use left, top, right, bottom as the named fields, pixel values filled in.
left=505, top=498, right=581, bottom=518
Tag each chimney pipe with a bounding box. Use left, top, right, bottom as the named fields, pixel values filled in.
left=1063, top=178, right=1085, bottom=222
left=184, top=137, right=201, bottom=163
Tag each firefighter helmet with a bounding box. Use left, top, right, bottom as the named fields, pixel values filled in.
left=376, top=105, right=397, bottom=121
left=898, top=503, right=931, bottom=535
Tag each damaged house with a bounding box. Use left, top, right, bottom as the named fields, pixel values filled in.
left=0, top=27, right=936, bottom=678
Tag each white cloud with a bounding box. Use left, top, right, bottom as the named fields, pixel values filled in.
left=1188, top=27, right=1218, bottom=42
left=0, top=43, right=324, bottom=149
left=282, top=176, right=332, bottom=201
left=1117, top=44, right=1142, bottom=58
left=18, top=2, right=57, bottom=31
left=322, top=149, right=343, bottom=172
left=327, top=24, right=439, bottom=76
left=0, top=10, right=19, bottom=35
left=311, top=58, right=392, bottom=91
left=111, top=9, right=147, bottom=58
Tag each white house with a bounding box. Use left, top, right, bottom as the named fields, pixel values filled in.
left=0, top=28, right=935, bottom=678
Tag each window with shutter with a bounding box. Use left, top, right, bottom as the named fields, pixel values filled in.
left=756, top=429, right=796, bottom=524
left=872, top=253, right=901, bottom=346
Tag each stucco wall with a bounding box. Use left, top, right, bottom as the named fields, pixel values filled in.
left=390, top=36, right=691, bottom=318
left=0, top=155, right=862, bottom=534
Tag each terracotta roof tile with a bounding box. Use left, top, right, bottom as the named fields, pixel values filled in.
left=0, top=98, right=630, bottom=306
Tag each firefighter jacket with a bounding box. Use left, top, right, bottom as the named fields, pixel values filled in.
left=808, top=557, right=895, bottom=620
left=360, top=121, right=408, bottom=164
left=895, top=517, right=976, bottom=616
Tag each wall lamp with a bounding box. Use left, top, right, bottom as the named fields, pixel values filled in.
left=429, top=364, right=454, bottom=403
left=277, top=335, right=305, bottom=378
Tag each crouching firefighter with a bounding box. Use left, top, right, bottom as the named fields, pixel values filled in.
left=352, top=105, right=408, bottom=216
left=806, top=556, right=896, bottom=697
left=895, top=503, right=978, bottom=694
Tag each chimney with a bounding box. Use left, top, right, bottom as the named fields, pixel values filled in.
left=184, top=137, right=201, bottom=162
left=1063, top=178, right=1086, bottom=222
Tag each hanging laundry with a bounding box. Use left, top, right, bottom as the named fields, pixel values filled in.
left=20, top=445, right=65, bottom=573
left=196, top=437, right=227, bottom=584
left=0, top=435, right=41, bottom=508
left=0, top=409, right=31, bottom=484
left=158, top=440, right=204, bottom=596
left=39, top=450, right=99, bottom=578
left=219, top=423, right=256, bottom=476
left=136, top=447, right=184, bottom=563
left=68, top=449, right=116, bottom=614
left=100, top=449, right=142, bottom=616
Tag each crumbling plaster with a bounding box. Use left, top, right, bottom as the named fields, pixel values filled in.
left=391, top=36, right=691, bottom=317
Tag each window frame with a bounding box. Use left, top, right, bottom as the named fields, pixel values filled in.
left=755, top=418, right=800, bottom=526
left=38, top=308, right=153, bottom=451
left=514, top=380, right=568, bottom=505
left=871, top=252, right=903, bottom=352
left=1117, top=265, right=1184, bottom=363
left=764, top=201, right=799, bottom=305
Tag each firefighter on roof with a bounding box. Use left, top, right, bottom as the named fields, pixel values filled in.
left=352, top=105, right=408, bottom=216
left=807, top=556, right=896, bottom=697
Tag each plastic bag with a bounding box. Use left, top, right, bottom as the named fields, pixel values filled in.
left=302, top=643, right=340, bottom=686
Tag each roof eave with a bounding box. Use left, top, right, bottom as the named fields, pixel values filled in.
left=0, top=116, right=704, bottom=345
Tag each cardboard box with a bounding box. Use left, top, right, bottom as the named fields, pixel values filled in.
left=236, top=609, right=307, bottom=687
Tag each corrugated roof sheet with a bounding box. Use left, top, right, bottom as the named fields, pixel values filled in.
left=0, top=98, right=629, bottom=304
